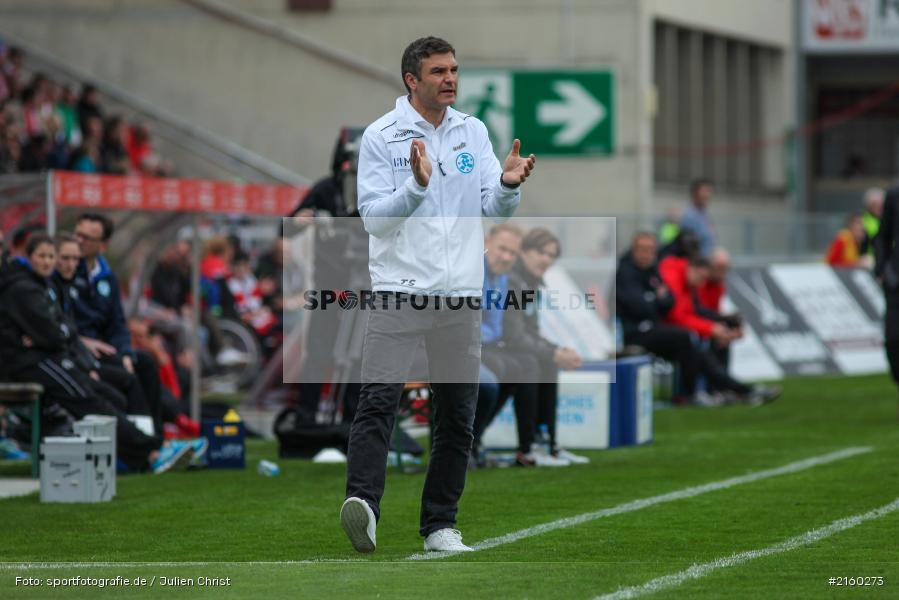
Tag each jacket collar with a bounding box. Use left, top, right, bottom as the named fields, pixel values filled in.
left=394, top=95, right=465, bottom=133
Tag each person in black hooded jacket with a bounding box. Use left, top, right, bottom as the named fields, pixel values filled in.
left=0, top=233, right=191, bottom=473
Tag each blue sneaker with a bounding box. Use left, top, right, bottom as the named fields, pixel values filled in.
left=189, top=437, right=209, bottom=466
left=0, top=437, right=29, bottom=461
left=151, top=440, right=194, bottom=474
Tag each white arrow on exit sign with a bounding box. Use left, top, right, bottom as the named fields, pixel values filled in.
left=536, top=81, right=606, bottom=146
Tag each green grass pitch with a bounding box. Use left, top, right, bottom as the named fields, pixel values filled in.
left=2, top=374, right=898, bottom=599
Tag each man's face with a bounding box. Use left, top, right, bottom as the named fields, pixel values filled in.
left=709, top=256, right=730, bottom=283
left=686, top=264, right=710, bottom=288
left=485, top=230, right=521, bottom=275
left=56, top=241, right=81, bottom=280
left=74, top=219, right=106, bottom=260
left=693, top=184, right=713, bottom=208
left=408, top=52, right=458, bottom=110
left=631, top=236, right=657, bottom=270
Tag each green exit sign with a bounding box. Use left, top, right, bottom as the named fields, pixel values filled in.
left=456, top=69, right=614, bottom=156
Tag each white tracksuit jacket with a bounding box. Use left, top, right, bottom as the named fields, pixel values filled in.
left=357, top=95, right=521, bottom=297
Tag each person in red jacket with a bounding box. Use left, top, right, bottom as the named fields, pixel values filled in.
left=659, top=254, right=737, bottom=347
left=826, top=213, right=865, bottom=268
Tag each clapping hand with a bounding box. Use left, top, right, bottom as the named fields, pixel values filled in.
left=501, top=139, right=536, bottom=187
left=410, top=139, right=432, bottom=187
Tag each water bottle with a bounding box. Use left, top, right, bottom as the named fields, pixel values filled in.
left=537, top=424, right=552, bottom=456
left=257, top=459, right=280, bottom=477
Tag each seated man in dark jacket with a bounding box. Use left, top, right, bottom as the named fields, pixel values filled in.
left=617, top=232, right=778, bottom=406
left=0, top=233, right=192, bottom=472
left=71, top=213, right=169, bottom=432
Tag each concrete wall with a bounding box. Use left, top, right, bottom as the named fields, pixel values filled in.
left=0, top=0, right=796, bottom=219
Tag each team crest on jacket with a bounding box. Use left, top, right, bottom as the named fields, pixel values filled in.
left=97, top=280, right=111, bottom=297
left=456, top=152, right=474, bottom=174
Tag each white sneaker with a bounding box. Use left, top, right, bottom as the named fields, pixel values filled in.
left=216, top=347, right=249, bottom=367
left=693, top=390, right=725, bottom=407
left=423, top=528, right=473, bottom=552
left=528, top=443, right=571, bottom=467
left=554, top=447, right=590, bottom=464
left=340, top=497, right=376, bottom=553
left=525, top=451, right=571, bottom=467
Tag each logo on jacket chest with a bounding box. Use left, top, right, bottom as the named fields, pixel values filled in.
left=97, top=280, right=111, bottom=297
left=393, top=157, right=411, bottom=171
left=456, top=152, right=474, bottom=174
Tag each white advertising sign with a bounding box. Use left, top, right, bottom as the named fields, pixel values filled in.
left=481, top=370, right=610, bottom=450
left=768, top=264, right=887, bottom=374
left=804, top=0, right=899, bottom=52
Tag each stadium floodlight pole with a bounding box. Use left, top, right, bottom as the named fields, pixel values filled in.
left=45, top=170, right=56, bottom=235
left=190, top=213, right=202, bottom=422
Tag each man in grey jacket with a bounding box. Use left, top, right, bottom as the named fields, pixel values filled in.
left=340, top=36, right=536, bottom=554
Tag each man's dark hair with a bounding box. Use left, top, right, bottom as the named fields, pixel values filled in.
left=76, top=213, right=114, bottom=241
left=25, top=232, right=54, bottom=257
left=401, top=37, right=455, bottom=94
left=521, top=227, right=561, bottom=258
left=690, top=178, right=712, bottom=196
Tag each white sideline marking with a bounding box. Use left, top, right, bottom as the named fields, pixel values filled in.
left=0, top=447, right=872, bottom=570
left=406, top=446, right=872, bottom=560
left=594, top=496, right=899, bottom=600
left=0, top=559, right=362, bottom=571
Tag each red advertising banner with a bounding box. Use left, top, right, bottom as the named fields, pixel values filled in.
left=53, top=171, right=307, bottom=216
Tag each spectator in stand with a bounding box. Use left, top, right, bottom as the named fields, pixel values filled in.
left=20, top=84, right=44, bottom=138
left=0, top=232, right=195, bottom=473
left=56, top=84, right=81, bottom=146
left=17, top=132, right=51, bottom=172
left=67, top=114, right=102, bottom=173
left=2, top=46, right=24, bottom=99
left=618, top=233, right=776, bottom=406
left=77, top=84, right=103, bottom=136
left=101, top=115, right=130, bottom=174
left=126, top=120, right=172, bottom=176
left=826, top=213, right=865, bottom=268
left=0, top=45, right=10, bottom=103
left=227, top=251, right=277, bottom=338
left=0, top=114, right=21, bottom=174
left=680, top=178, right=717, bottom=257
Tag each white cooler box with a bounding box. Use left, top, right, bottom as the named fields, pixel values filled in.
left=73, top=415, right=117, bottom=497
left=40, top=436, right=115, bottom=503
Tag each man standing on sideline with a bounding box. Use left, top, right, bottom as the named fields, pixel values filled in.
left=680, top=178, right=716, bottom=257
left=874, top=183, right=899, bottom=415
left=340, top=36, right=536, bottom=554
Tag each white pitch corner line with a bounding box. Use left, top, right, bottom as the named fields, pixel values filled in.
left=406, top=446, right=872, bottom=561
left=594, top=496, right=899, bottom=600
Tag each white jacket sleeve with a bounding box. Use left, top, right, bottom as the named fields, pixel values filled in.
left=357, top=129, right=428, bottom=238
left=478, top=121, right=520, bottom=220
